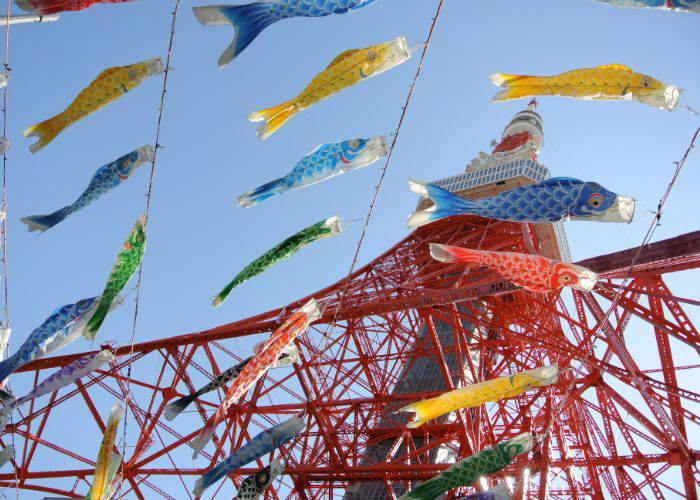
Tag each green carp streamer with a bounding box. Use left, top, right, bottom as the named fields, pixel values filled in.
left=400, top=433, right=533, bottom=500
left=212, top=215, right=341, bottom=308
left=85, top=214, right=147, bottom=338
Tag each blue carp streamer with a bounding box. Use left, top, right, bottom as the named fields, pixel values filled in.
left=407, top=177, right=635, bottom=228
left=22, top=146, right=152, bottom=233
left=238, top=137, right=388, bottom=207
left=193, top=415, right=305, bottom=496
left=193, top=0, right=380, bottom=68
left=0, top=298, right=99, bottom=383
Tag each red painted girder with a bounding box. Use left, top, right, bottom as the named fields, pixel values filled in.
left=3, top=451, right=693, bottom=481
left=18, top=229, right=700, bottom=372
left=576, top=229, right=700, bottom=277
left=595, top=284, right=700, bottom=352
left=580, top=293, right=693, bottom=459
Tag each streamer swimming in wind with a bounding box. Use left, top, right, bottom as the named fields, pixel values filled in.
left=23, top=58, right=163, bottom=153
left=407, top=177, right=635, bottom=228
left=235, top=460, right=285, bottom=500
left=249, top=37, right=412, bottom=139
left=15, top=0, right=135, bottom=15
left=430, top=244, right=598, bottom=293
left=212, top=216, right=341, bottom=308
left=238, top=137, right=389, bottom=207
left=91, top=403, right=124, bottom=500
left=0, top=350, right=115, bottom=433
left=190, top=300, right=319, bottom=457
left=399, top=365, right=559, bottom=428
left=193, top=0, right=380, bottom=69
left=193, top=415, right=304, bottom=496
left=22, top=146, right=153, bottom=233
left=0, top=297, right=109, bottom=383
left=490, top=64, right=680, bottom=111
left=85, top=215, right=147, bottom=338
left=590, top=0, right=699, bottom=12
left=399, top=434, right=533, bottom=500
left=163, top=345, right=298, bottom=421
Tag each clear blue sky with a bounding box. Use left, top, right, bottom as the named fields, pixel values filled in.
left=1, top=0, right=698, bottom=498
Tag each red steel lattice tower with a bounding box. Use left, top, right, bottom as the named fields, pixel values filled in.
left=0, top=108, right=698, bottom=499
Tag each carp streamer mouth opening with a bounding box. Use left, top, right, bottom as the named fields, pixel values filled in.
left=597, top=194, right=636, bottom=223
left=636, top=85, right=681, bottom=111
left=573, top=272, right=599, bottom=292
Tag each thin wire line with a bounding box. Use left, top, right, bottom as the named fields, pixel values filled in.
left=513, top=126, right=699, bottom=498
left=0, top=2, right=16, bottom=497
left=1, top=0, right=9, bottom=331
left=319, top=0, right=445, bottom=351
left=119, top=0, right=181, bottom=495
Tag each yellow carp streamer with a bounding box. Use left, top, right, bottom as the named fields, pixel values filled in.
left=490, top=64, right=680, bottom=111
left=90, top=403, right=124, bottom=500
left=249, top=36, right=411, bottom=140
left=23, top=58, right=164, bottom=153
left=399, top=365, right=559, bottom=429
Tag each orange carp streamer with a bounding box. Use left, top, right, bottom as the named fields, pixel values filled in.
left=430, top=244, right=598, bottom=293
left=190, top=299, right=320, bottom=458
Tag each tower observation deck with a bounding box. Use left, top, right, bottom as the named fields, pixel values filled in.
left=419, top=99, right=571, bottom=262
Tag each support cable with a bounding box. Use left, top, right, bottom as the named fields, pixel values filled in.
left=512, top=126, right=699, bottom=499
left=119, top=0, right=181, bottom=494
left=319, top=0, right=445, bottom=349
left=0, top=1, right=17, bottom=497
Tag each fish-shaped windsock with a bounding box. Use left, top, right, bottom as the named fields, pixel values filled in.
left=193, top=0, right=379, bottom=69
left=44, top=296, right=124, bottom=357
left=22, top=146, right=153, bottom=233
left=235, top=459, right=285, bottom=500
left=86, top=215, right=147, bottom=338
left=249, top=37, right=411, bottom=140
left=0, top=72, right=8, bottom=90
left=190, top=300, right=319, bottom=458
left=399, top=366, right=559, bottom=429
left=163, top=344, right=298, bottom=421
left=0, top=350, right=114, bottom=432
left=430, top=244, right=598, bottom=293
left=86, top=452, right=122, bottom=500
left=490, top=64, right=680, bottom=111
left=591, top=0, right=699, bottom=12
left=407, top=177, right=635, bottom=228
left=0, top=445, right=13, bottom=468
left=212, top=216, right=341, bottom=308
left=0, top=297, right=104, bottom=383
left=23, top=58, right=163, bottom=153
left=399, top=434, right=533, bottom=500
left=15, top=0, right=134, bottom=15
left=91, top=403, right=124, bottom=500
left=0, top=327, right=10, bottom=360
left=193, top=415, right=305, bottom=497
left=238, top=137, right=389, bottom=207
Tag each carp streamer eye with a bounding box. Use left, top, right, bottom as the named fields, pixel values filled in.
left=366, top=51, right=378, bottom=63
left=641, top=76, right=651, bottom=88
left=128, top=69, right=138, bottom=80
left=347, top=140, right=360, bottom=148
left=559, top=274, right=574, bottom=284
left=588, top=193, right=604, bottom=208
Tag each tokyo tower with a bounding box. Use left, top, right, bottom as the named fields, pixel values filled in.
left=0, top=102, right=698, bottom=499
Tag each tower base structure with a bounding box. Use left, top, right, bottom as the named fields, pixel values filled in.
left=0, top=217, right=698, bottom=499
